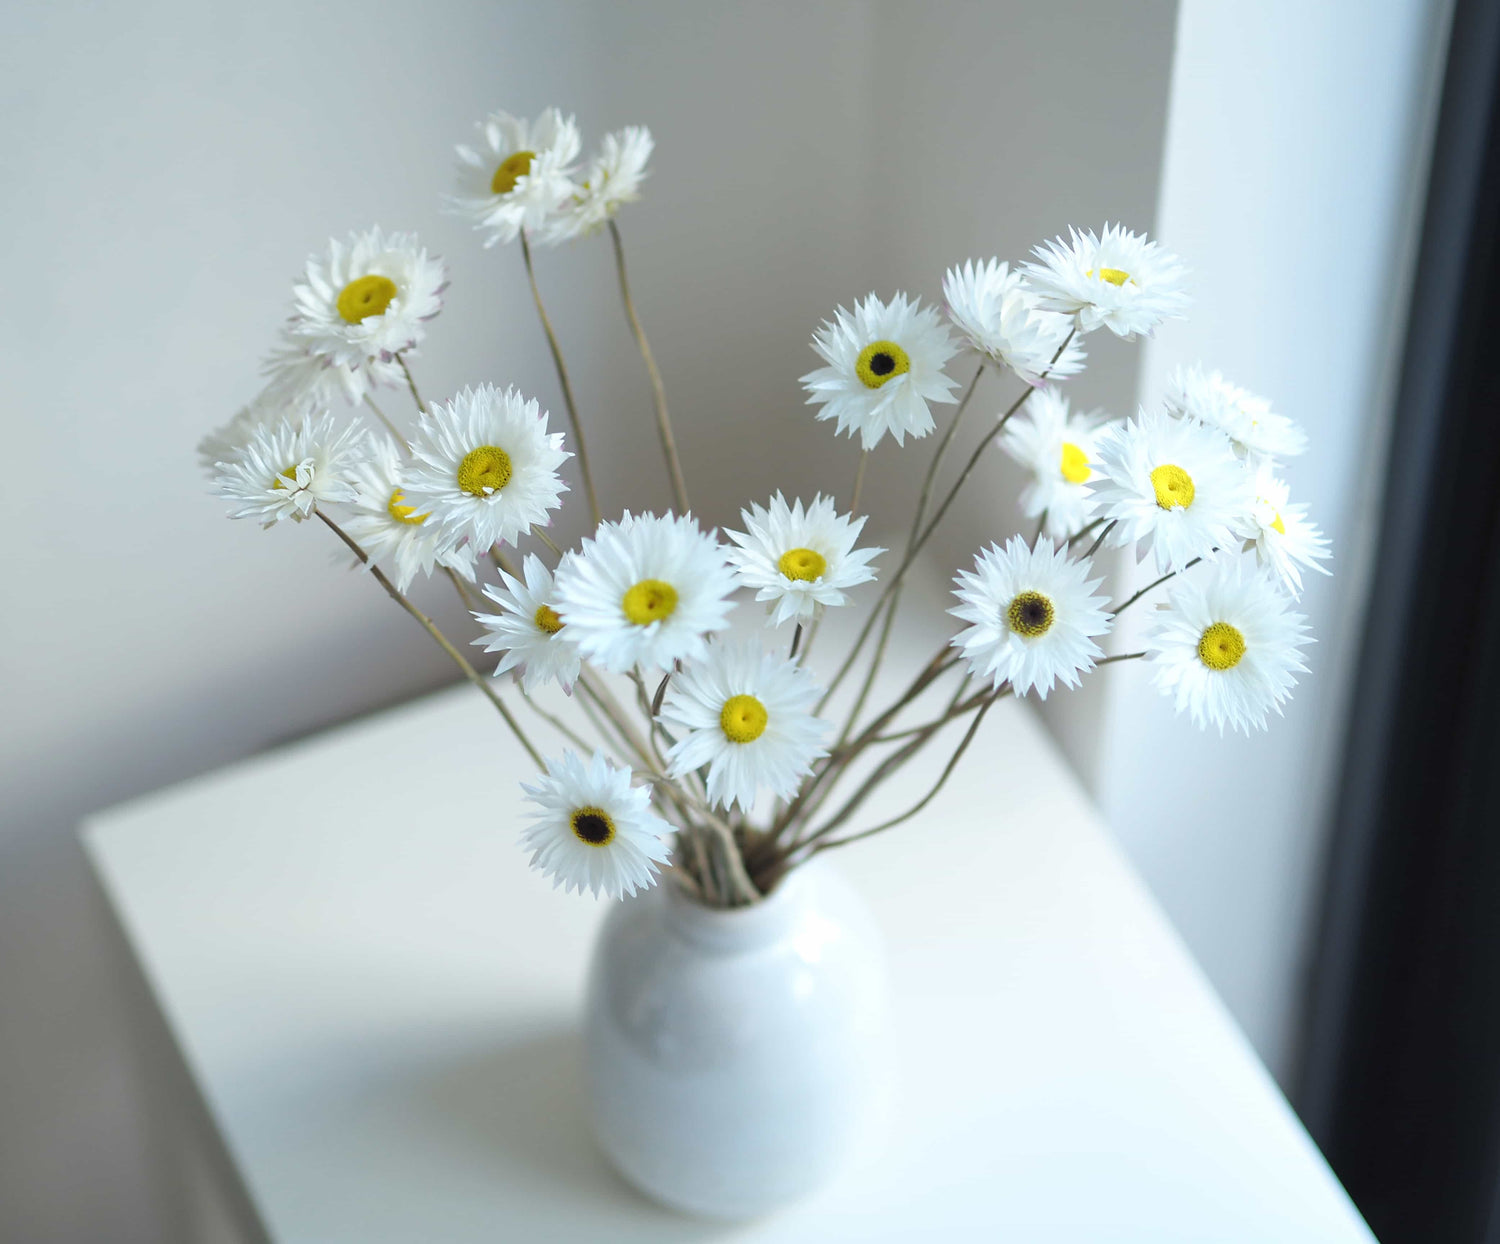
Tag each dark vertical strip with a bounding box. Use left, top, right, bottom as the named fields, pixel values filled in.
left=1299, top=1, right=1500, bottom=1240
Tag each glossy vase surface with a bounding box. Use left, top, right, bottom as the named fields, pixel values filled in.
left=583, top=861, right=892, bottom=1220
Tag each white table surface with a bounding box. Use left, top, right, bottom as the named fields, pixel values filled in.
left=83, top=674, right=1375, bottom=1242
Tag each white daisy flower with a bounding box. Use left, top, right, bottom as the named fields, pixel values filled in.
left=450, top=108, right=581, bottom=247
left=943, top=258, right=1086, bottom=385
left=723, top=493, right=882, bottom=628
left=660, top=639, right=829, bottom=812
left=258, top=329, right=394, bottom=412
left=949, top=537, right=1112, bottom=700
left=1146, top=562, right=1312, bottom=735
left=401, top=384, right=569, bottom=551
left=1244, top=464, right=1331, bottom=597
left=1090, top=408, right=1251, bottom=573
left=800, top=292, right=960, bottom=449
left=1164, top=364, right=1308, bottom=464
left=339, top=435, right=475, bottom=591
left=543, top=126, right=653, bottom=243
left=551, top=512, right=738, bottom=673
left=212, top=412, right=366, bottom=527
left=471, top=553, right=582, bottom=693
left=999, top=387, right=1112, bottom=540
left=1021, top=223, right=1189, bottom=339
left=287, top=228, right=447, bottom=402
left=520, top=750, right=674, bottom=899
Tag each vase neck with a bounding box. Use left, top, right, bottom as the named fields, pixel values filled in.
left=662, top=863, right=816, bottom=953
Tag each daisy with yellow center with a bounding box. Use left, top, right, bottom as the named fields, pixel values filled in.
left=520, top=751, right=674, bottom=899
left=212, top=411, right=366, bottom=529
left=1089, top=407, right=1251, bottom=573
left=1022, top=223, right=1189, bottom=339
left=1164, top=364, right=1308, bottom=464
left=552, top=512, right=738, bottom=673
left=285, top=227, right=447, bottom=402
left=402, top=384, right=569, bottom=551
left=449, top=107, right=581, bottom=247
left=999, top=387, right=1113, bottom=540
left=801, top=292, right=959, bottom=449
left=1146, top=563, right=1311, bottom=735
left=1244, top=462, right=1331, bottom=598
left=542, top=126, right=655, bottom=243
left=472, top=553, right=582, bottom=693
left=662, top=640, right=829, bottom=812
left=342, top=436, right=475, bottom=591
left=950, top=536, right=1112, bottom=699
left=725, top=493, right=883, bottom=627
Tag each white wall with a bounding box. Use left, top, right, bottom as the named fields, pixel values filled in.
left=1, top=3, right=1177, bottom=1239
left=1095, top=0, right=1451, bottom=1077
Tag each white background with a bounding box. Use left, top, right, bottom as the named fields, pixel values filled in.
left=0, top=0, right=1442, bottom=1237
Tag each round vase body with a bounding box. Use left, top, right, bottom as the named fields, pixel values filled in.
left=583, top=862, right=891, bottom=1220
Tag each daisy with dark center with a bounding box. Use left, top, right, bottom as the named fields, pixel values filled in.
left=1146, top=563, right=1311, bottom=734
left=661, top=639, right=829, bottom=811
left=285, top=228, right=447, bottom=401
left=949, top=537, right=1112, bottom=699
left=402, top=384, right=569, bottom=550
left=449, top=108, right=581, bottom=247
left=520, top=751, right=673, bottom=898
left=471, top=553, right=582, bottom=693
left=800, top=292, right=959, bottom=449
left=724, top=493, right=883, bottom=627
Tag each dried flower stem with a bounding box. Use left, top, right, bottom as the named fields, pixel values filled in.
left=364, top=395, right=409, bottom=450
left=318, top=511, right=544, bottom=768
left=609, top=220, right=689, bottom=515
left=520, top=230, right=603, bottom=526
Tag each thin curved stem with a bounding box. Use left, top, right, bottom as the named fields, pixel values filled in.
left=609, top=220, right=688, bottom=515
left=364, top=396, right=408, bottom=450
left=1110, top=558, right=1203, bottom=615
left=520, top=230, right=602, bottom=526
left=849, top=450, right=870, bottom=517
left=319, top=512, right=544, bottom=768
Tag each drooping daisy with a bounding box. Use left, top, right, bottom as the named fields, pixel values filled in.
left=1090, top=408, right=1251, bottom=573
left=800, top=292, right=959, bottom=449
left=543, top=126, right=653, bottom=243
left=287, top=228, right=447, bottom=401
left=660, top=639, right=829, bottom=812
left=212, top=412, right=366, bottom=527
left=949, top=537, right=1112, bottom=699
left=1164, top=364, right=1308, bottom=464
left=471, top=553, right=582, bottom=693
left=723, top=494, right=882, bottom=627
left=449, top=108, right=581, bottom=247
left=551, top=511, right=738, bottom=673
left=1243, top=464, right=1331, bottom=597
left=1146, top=563, right=1311, bottom=735
left=999, top=387, right=1112, bottom=539
left=258, top=328, right=397, bottom=412
left=339, top=435, right=475, bottom=591
left=943, top=258, right=1086, bottom=385
left=401, top=384, right=569, bottom=550
left=520, top=750, right=674, bottom=899
left=1021, top=224, right=1189, bottom=339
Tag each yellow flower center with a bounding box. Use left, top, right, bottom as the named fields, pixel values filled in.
left=622, top=579, right=678, bottom=625
left=1150, top=463, right=1195, bottom=509
left=491, top=150, right=536, bottom=196
left=720, top=694, right=769, bottom=744
left=1060, top=441, right=1091, bottom=484
left=570, top=806, right=615, bottom=847
left=855, top=340, right=911, bottom=389
left=336, top=274, right=398, bottom=324
left=1271, top=512, right=1286, bottom=535
left=456, top=445, right=513, bottom=496
left=272, top=465, right=300, bottom=490
left=534, top=604, right=564, bottom=634
left=386, top=488, right=428, bottom=526
left=1091, top=267, right=1131, bottom=286
left=778, top=547, right=827, bottom=582
left=1006, top=590, right=1055, bottom=638
left=1197, top=621, right=1247, bottom=671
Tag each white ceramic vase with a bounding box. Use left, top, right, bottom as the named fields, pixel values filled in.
left=583, top=860, right=892, bottom=1220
